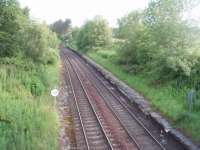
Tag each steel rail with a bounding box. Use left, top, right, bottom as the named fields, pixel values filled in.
left=91, top=68, right=166, bottom=150
left=69, top=50, right=166, bottom=150
left=63, top=58, right=91, bottom=150
left=65, top=55, right=114, bottom=150
left=70, top=57, right=142, bottom=150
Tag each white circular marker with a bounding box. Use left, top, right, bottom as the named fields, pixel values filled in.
left=51, top=89, right=59, bottom=97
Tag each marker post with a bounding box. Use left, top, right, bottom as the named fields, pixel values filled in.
left=51, top=89, right=59, bottom=107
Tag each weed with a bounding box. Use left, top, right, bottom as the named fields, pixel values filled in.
left=0, top=59, right=59, bottom=149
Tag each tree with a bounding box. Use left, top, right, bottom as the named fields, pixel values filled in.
left=116, top=11, right=154, bottom=70
left=116, top=0, right=200, bottom=81
left=23, top=23, right=58, bottom=63
left=0, top=0, right=21, bottom=57
left=64, top=27, right=80, bottom=49
left=50, top=19, right=71, bottom=37
left=76, top=16, right=112, bottom=51
left=143, top=0, right=200, bottom=79
left=0, top=0, right=59, bottom=64
left=116, top=11, right=143, bottom=39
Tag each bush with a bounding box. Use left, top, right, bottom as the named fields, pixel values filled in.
left=45, top=49, right=58, bottom=65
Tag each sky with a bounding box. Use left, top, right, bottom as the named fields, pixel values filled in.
left=18, top=0, right=200, bottom=27
left=18, top=0, right=149, bottom=27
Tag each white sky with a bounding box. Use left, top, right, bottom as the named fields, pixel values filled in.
left=18, top=0, right=200, bottom=27
left=18, top=0, right=149, bottom=27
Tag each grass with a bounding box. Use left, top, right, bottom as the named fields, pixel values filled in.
left=87, top=49, right=200, bottom=143
left=0, top=57, right=59, bottom=150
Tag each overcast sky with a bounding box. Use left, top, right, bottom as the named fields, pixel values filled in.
left=18, top=0, right=149, bottom=27
left=18, top=0, right=200, bottom=27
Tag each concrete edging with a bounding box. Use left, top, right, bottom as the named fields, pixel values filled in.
left=68, top=47, right=199, bottom=150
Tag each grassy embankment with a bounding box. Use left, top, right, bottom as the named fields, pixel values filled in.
left=0, top=57, right=59, bottom=150
left=87, top=49, right=200, bottom=143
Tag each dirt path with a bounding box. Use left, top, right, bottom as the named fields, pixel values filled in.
left=57, top=60, right=75, bottom=150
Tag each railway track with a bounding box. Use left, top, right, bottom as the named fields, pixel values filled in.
left=63, top=51, right=143, bottom=150
left=61, top=47, right=187, bottom=150
left=62, top=55, right=113, bottom=149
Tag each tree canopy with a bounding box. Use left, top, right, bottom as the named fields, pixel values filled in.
left=50, top=19, right=71, bottom=36
left=76, top=16, right=112, bottom=51
left=115, top=0, right=200, bottom=82
left=0, top=0, right=59, bottom=63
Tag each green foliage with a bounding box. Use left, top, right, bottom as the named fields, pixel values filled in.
left=45, top=48, right=58, bottom=65
left=64, top=27, right=80, bottom=49
left=50, top=19, right=71, bottom=37
left=116, top=11, right=155, bottom=73
left=76, top=16, right=112, bottom=51
left=0, top=0, right=59, bottom=62
left=116, top=11, right=143, bottom=39
left=0, top=0, right=59, bottom=148
left=96, top=49, right=116, bottom=59
left=23, top=23, right=59, bottom=63
left=0, top=60, right=59, bottom=149
left=0, top=0, right=21, bottom=57
left=115, top=0, right=200, bottom=85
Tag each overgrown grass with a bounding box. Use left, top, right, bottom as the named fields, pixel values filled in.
left=87, top=49, right=200, bottom=143
left=0, top=57, right=59, bottom=150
